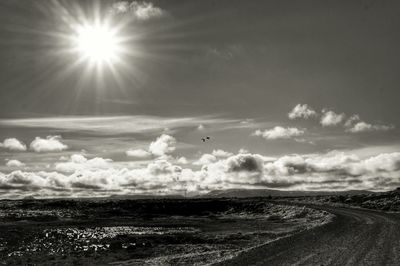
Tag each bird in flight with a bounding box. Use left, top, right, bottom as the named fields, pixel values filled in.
left=201, top=136, right=211, bottom=142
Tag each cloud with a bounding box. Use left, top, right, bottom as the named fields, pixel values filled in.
left=126, top=149, right=152, bottom=159
left=359, top=153, right=400, bottom=173
left=198, top=151, right=400, bottom=191
left=110, top=1, right=131, bottom=13
left=0, top=115, right=240, bottom=135
left=1, top=150, right=400, bottom=198
left=126, top=134, right=178, bottom=160
left=288, top=104, right=395, bottom=133
left=204, top=45, right=243, bottom=61
left=147, top=159, right=182, bottom=176
left=320, top=110, right=345, bottom=127
left=225, top=154, right=264, bottom=173
left=253, top=126, right=305, bottom=140
left=344, top=114, right=360, bottom=128
left=0, top=171, right=46, bottom=191
left=30, top=136, right=68, bottom=152
left=197, top=124, right=205, bottom=130
left=238, top=148, right=249, bottom=154
left=344, top=114, right=394, bottom=133
left=264, top=152, right=400, bottom=179
left=349, top=122, right=394, bottom=133
left=6, top=160, right=25, bottom=167
left=148, top=134, right=176, bottom=157
left=110, top=1, right=163, bottom=20
left=55, top=154, right=112, bottom=173
left=288, top=104, right=317, bottom=120
left=177, top=157, right=188, bottom=164
left=0, top=138, right=27, bottom=151
left=212, top=149, right=234, bottom=158
left=193, top=154, right=217, bottom=166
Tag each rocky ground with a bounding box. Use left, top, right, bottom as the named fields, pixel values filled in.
left=0, top=198, right=332, bottom=265
left=291, top=188, right=400, bottom=212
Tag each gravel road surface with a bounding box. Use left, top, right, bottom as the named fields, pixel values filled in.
left=217, top=204, right=400, bottom=266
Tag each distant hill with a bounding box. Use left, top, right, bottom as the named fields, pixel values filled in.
left=108, top=194, right=185, bottom=200
left=202, top=188, right=375, bottom=198
left=22, top=195, right=36, bottom=200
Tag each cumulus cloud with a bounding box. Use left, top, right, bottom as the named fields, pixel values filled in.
left=344, top=114, right=360, bottom=128
left=344, top=114, right=394, bottom=133
left=286, top=104, right=395, bottom=133
left=125, top=149, right=152, bottom=159
left=6, top=160, right=25, bottom=167
left=1, top=150, right=400, bottom=198
left=266, top=152, right=400, bottom=178
left=126, top=134, right=177, bottom=160
left=320, top=110, right=345, bottom=127
left=197, top=151, right=400, bottom=191
left=0, top=171, right=48, bottom=191
left=55, top=154, right=112, bottom=173
left=110, top=1, right=163, bottom=20
left=212, top=149, right=234, bottom=158
left=238, top=148, right=249, bottom=154
left=253, top=126, right=305, bottom=140
left=193, top=154, right=217, bottom=166
left=225, top=154, right=264, bottom=173
left=147, top=159, right=182, bottom=176
left=149, top=134, right=176, bottom=157
left=0, top=138, right=27, bottom=151
left=30, top=136, right=68, bottom=152
left=177, top=157, right=188, bottom=164
left=288, top=104, right=317, bottom=120
left=349, top=122, right=394, bottom=133
left=197, top=124, right=205, bottom=130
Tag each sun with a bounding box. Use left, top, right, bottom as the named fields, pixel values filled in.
left=73, top=23, right=122, bottom=64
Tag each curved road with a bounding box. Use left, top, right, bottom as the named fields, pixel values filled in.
left=217, top=204, right=400, bottom=266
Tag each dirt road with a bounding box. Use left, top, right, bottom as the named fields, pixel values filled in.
left=217, top=204, right=400, bottom=266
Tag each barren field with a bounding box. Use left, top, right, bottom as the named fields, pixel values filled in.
left=0, top=198, right=331, bottom=265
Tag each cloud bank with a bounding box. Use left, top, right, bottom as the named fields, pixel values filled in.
left=0, top=115, right=243, bottom=135
left=2, top=148, right=399, bottom=198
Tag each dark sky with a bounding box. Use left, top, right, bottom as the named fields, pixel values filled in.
left=1, top=0, right=399, bottom=120
left=0, top=0, right=399, bottom=198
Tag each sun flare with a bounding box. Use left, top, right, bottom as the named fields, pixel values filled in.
left=74, top=24, right=121, bottom=64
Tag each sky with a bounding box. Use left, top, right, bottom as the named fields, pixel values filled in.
left=0, top=0, right=399, bottom=198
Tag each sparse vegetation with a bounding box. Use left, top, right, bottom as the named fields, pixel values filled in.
left=292, top=188, right=400, bottom=212
left=0, top=198, right=332, bottom=265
